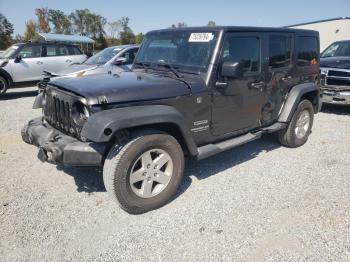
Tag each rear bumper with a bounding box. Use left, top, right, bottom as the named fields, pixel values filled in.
left=21, top=117, right=108, bottom=166
left=321, top=87, right=350, bottom=105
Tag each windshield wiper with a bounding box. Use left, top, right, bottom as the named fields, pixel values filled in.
left=156, top=63, right=181, bottom=78
left=134, top=61, right=151, bottom=70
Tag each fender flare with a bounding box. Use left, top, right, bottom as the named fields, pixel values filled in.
left=278, top=83, right=320, bottom=122
left=0, top=68, right=13, bottom=85
left=81, top=105, right=198, bottom=156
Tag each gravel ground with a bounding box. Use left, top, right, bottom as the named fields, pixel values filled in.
left=0, top=86, right=350, bottom=262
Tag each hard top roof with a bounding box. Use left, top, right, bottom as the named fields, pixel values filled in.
left=147, top=26, right=318, bottom=35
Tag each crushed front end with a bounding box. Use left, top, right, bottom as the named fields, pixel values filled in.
left=21, top=85, right=108, bottom=166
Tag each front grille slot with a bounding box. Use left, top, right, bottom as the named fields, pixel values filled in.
left=326, top=78, right=350, bottom=86
left=328, top=70, right=350, bottom=78
left=44, top=91, right=74, bottom=135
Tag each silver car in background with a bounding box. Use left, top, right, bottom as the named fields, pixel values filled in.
left=55, top=44, right=139, bottom=78
left=0, top=42, right=87, bottom=96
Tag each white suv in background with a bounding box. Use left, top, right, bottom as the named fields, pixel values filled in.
left=0, top=42, right=87, bottom=96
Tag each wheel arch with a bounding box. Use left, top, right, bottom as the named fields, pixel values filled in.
left=0, top=68, right=13, bottom=86
left=278, top=83, right=320, bottom=123
left=81, top=105, right=198, bottom=156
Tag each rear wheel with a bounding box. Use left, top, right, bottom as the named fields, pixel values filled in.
left=0, top=76, right=8, bottom=96
left=103, top=130, right=185, bottom=214
left=278, top=99, right=314, bottom=147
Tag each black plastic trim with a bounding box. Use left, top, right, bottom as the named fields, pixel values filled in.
left=81, top=105, right=198, bottom=156
left=278, top=83, right=320, bottom=122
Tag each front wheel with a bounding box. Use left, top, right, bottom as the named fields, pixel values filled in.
left=103, top=130, right=185, bottom=214
left=278, top=99, right=314, bottom=148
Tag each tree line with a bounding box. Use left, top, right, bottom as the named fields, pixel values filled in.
left=0, top=8, right=217, bottom=51
left=0, top=8, right=144, bottom=50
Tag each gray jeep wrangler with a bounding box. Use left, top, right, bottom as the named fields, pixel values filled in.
left=22, top=27, right=321, bottom=214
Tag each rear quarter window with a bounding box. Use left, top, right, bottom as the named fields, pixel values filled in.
left=297, top=36, right=319, bottom=67
left=67, top=46, right=83, bottom=55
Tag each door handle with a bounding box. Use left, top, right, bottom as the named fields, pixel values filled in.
left=282, top=75, right=292, bottom=81
left=215, top=82, right=228, bottom=89
left=66, top=59, right=72, bottom=63
left=36, top=61, right=43, bottom=65
left=250, top=81, right=265, bottom=89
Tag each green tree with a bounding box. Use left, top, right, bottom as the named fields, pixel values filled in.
left=171, top=22, right=187, bottom=28
left=48, top=9, right=71, bottom=34
left=69, top=9, right=106, bottom=38
left=0, top=13, right=14, bottom=49
left=35, top=7, right=50, bottom=33
left=135, top=32, right=144, bottom=44
left=207, top=20, right=216, bottom=27
left=107, top=21, right=121, bottom=39
left=24, top=20, right=38, bottom=41
left=120, top=31, right=135, bottom=44
left=95, top=32, right=108, bottom=49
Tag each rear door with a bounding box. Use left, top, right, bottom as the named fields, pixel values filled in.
left=67, top=45, right=87, bottom=64
left=261, top=33, right=295, bottom=124
left=10, top=44, right=44, bottom=82
left=42, top=44, right=75, bottom=74
left=211, top=32, right=266, bottom=136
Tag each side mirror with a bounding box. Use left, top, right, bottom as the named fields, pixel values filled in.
left=114, top=57, right=127, bottom=65
left=221, top=61, right=242, bottom=78
left=14, top=55, right=22, bottom=63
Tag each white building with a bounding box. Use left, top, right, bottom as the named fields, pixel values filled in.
left=288, top=17, right=350, bottom=51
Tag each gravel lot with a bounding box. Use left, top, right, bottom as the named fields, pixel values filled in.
left=1, top=86, right=350, bottom=261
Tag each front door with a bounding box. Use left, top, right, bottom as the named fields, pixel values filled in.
left=211, top=32, right=266, bottom=136
left=10, top=44, right=44, bottom=82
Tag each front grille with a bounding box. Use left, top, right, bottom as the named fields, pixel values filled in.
left=43, top=86, right=81, bottom=138
left=326, top=78, right=350, bottom=86
left=328, top=70, right=350, bottom=78
left=45, top=94, right=72, bottom=132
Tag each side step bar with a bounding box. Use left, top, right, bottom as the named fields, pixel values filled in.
left=197, top=131, right=262, bottom=160
left=196, top=122, right=287, bottom=160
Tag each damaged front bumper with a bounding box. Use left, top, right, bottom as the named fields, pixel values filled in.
left=21, top=117, right=108, bottom=166
left=321, top=88, right=350, bottom=105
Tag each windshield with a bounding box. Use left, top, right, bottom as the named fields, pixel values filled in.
left=84, top=46, right=123, bottom=65
left=321, top=42, right=350, bottom=58
left=0, top=45, right=19, bottom=59
left=134, top=30, right=219, bottom=72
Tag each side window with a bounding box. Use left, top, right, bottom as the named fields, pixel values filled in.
left=121, top=48, right=138, bottom=64
left=18, top=45, right=42, bottom=58
left=297, top=36, right=318, bottom=66
left=46, top=45, right=69, bottom=57
left=221, top=35, right=260, bottom=74
left=269, top=35, right=292, bottom=68
left=67, top=46, right=82, bottom=55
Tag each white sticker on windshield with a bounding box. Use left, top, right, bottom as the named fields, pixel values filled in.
left=189, top=33, right=214, bottom=42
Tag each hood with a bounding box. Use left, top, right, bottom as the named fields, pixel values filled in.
left=58, top=64, right=99, bottom=75
left=320, top=56, right=350, bottom=69
left=49, top=70, right=203, bottom=105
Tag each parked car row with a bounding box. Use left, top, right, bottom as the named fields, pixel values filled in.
left=0, top=42, right=139, bottom=95
left=0, top=26, right=348, bottom=214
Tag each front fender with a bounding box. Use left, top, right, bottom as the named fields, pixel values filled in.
left=278, top=83, right=320, bottom=122
left=81, top=105, right=198, bottom=156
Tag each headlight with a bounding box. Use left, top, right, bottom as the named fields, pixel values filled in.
left=71, top=101, right=90, bottom=126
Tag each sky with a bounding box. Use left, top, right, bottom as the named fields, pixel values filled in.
left=1, top=0, right=349, bottom=36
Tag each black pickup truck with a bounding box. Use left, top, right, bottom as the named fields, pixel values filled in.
left=22, top=26, right=321, bottom=214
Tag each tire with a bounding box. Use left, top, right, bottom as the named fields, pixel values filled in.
left=0, top=76, right=9, bottom=96
left=103, top=130, right=185, bottom=214
left=278, top=99, right=314, bottom=148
